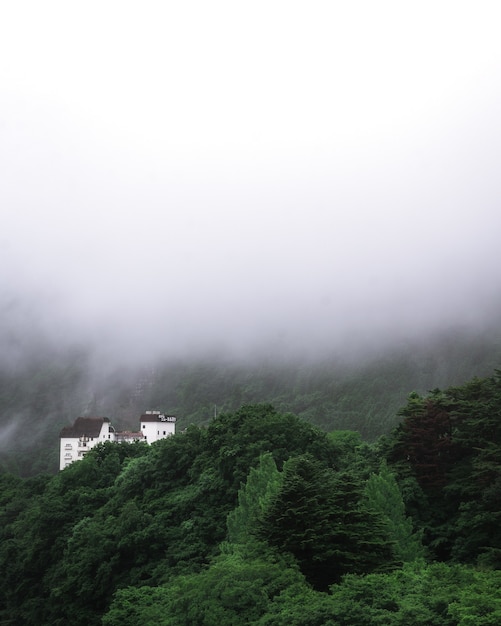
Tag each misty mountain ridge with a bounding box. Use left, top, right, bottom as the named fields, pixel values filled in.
left=1, top=319, right=501, bottom=476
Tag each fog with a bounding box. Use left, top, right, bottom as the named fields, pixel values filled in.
left=2, top=2, right=501, bottom=367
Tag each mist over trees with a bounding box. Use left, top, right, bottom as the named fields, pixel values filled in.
left=1, top=324, right=501, bottom=476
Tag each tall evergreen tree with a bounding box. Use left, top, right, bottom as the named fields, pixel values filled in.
left=226, top=452, right=283, bottom=544
left=258, top=455, right=398, bottom=589
left=364, top=460, right=425, bottom=562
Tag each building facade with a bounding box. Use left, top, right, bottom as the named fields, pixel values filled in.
left=59, top=411, right=176, bottom=470
left=140, top=410, right=177, bottom=443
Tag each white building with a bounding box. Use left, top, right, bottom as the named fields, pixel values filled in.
left=140, top=410, right=177, bottom=443
left=59, top=411, right=176, bottom=470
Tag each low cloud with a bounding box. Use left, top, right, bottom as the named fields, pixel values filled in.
left=2, top=3, right=501, bottom=367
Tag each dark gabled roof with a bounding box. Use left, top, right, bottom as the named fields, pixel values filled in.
left=59, top=417, right=110, bottom=438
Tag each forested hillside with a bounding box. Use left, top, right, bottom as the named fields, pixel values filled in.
left=1, top=327, right=501, bottom=475
left=1, top=372, right=500, bottom=624
left=147, top=327, right=501, bottom=435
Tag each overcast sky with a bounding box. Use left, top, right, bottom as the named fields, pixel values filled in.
left=1, top=1, right=501, bottom=362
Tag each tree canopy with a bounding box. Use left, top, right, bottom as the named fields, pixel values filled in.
left=1, top=370, right=501, bottom=624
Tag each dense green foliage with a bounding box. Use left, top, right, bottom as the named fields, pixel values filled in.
left=1, top=370, right=501, bottom=624
left=0, top=405, right=335, bottom=624
left=386, top=372, right=501, bottom=565
left=258, top=455, right=398, bottom=589
left=364, top=460, right=426, bottom=562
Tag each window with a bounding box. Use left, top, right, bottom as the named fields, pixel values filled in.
left=163, top=431, right=166, bottom=435
left=142, top=424, right=146, bottom=428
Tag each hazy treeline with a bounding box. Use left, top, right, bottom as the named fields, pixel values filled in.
left=1, top=370, right=501, bottom=624
left=1, top=327, right=501, bottom=475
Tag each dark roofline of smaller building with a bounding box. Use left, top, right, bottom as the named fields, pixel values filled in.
left=59, top=416, right=110, bottom=438
left=115, top=431, right=144, bottom=441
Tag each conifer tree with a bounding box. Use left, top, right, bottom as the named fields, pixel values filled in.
left=226, top=453, right=283, bottom=544
left=364, top=460, right=425, bottom=562
left=258, top=455, right=398, bottom=589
